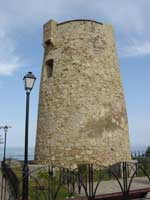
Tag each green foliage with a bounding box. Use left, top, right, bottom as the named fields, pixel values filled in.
left=78, top=164, right=87, bottom=174
left=37, top=171, right=49, bottom=179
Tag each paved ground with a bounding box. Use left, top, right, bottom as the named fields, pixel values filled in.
left=97, top=177, right=150, bottom=194
left=78, top=177, right=150, bottom=199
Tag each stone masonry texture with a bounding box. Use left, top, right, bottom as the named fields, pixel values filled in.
left=35, top=19, right=131, bottom=167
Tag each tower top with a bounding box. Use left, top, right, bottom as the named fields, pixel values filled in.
left=45, top=19, right=103, bottom=26
left=43, top=19, right=109, bottom=48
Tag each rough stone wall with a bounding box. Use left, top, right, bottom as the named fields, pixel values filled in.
left=35, top=19, right=131, bottom=167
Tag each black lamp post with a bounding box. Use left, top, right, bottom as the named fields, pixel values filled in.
left=22, top=72, right=36, bottom=200
left=3, top=126, right=8, bottom=164
left=0, top=125, right=11, bottom=165
left=0, top=126, right=11, bottom=200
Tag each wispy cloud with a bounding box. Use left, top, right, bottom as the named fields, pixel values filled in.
left=93, top=0, right=148, bottom=33
left=0, top=30, right=21, bottom=76
left=1, top=0, right=149, bottom=33
left=0, top=0, right=150, bottom=66
left=119, top=40, right=150, bottom=58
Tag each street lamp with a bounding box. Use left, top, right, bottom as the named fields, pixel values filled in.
left=22, top=72, right=36, bottom=200
left=0, top=126, right=11, bottom=165
left=0, top=126, right=11, bottom=200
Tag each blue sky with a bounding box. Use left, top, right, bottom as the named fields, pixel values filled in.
left=0, top=0, right=150, bottom=150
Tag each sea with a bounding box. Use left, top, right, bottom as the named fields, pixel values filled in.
left=0, top=145, right=148, bottom=161
left=0, top=147, right=35, bottom=161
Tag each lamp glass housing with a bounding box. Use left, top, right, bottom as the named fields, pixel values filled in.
left=23, top=72, right=36, bottom=91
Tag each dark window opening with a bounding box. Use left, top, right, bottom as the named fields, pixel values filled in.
left=45, top=39, right=51, bottom=46
left=44, top=39, right=54, bottom=48
left=46, top=59, right=53, bottom=78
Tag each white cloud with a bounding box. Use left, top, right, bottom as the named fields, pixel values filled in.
left=1, top=0, right=149, bottom=33
left=92, top=0, right=147, bottom=33
left=0, top=0, right=150, bottom=65
left=0, top=60, right=20, bottom=76
left=119, top=40, right=150, bottom=58
left=0, top=30, right=21, bottom=76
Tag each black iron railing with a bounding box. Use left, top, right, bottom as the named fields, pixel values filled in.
left=1, top=161, right=19, bottom=199
left=1, top=160, right=150, bottom=200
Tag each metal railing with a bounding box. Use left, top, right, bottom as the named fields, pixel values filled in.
left=1, top=161, right=19, bottom=199
left=1, top=160, right=150, bottom=200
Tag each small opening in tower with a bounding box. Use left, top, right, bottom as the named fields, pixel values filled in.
left=46, top=59, right=53, bottom=78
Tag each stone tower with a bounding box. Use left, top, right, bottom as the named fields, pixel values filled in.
left=35, top=19, right=131, bottom=167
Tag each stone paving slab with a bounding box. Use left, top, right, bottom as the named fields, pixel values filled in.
left=78, top=177, right=150, bottom=199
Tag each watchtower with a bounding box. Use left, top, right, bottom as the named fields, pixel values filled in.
left=35, top=19, right=131, bottom=167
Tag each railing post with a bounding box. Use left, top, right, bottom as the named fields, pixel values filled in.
left=88, top=164, right=94, bottom=200
left=122, top=162, right=129, bottom=200
left=48, top=166, right=51, bottom=200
